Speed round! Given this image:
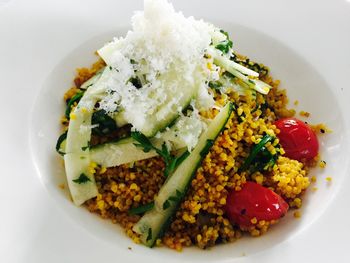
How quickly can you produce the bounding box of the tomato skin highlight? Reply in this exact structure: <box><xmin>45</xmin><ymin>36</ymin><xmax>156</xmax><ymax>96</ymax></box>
<box><xmin>225</xmin><ymin>182</ymin><xmax>289</xmax><ymax>228</ymax></box>
<box><xmin>274</xmin><ymin>118</ymin><xmax>319</xmax><ymax>161</ymax></box>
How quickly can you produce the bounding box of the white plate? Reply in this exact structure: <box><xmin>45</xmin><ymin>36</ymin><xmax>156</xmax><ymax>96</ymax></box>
<box><xmin>1</xmin><ymin>0</ymin><xmax>350</xmax><ymax>262</ymax></box>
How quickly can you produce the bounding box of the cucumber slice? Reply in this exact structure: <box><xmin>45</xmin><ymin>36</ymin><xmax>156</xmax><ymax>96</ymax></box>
<box><xmin>90</xmin><ymin>135</ymin><xmax>188</xmax><ymax>168</ymax></box>
<box><xmin>64</xmin><ymin>67</ymin><xmax>112</xmax><ymax>205</ymax></box>
<box><xmin>133</xmin><ymin>103</ymin><xmax>234</xmax><ymax>247</ymax></box>
<box><xmin>80</xmin><ymin>67</ymin><xmax>105</xmax><ymax>90</ymax></box>
<box><xmin>64</xmin><ymin>101</ymin><xmax>98</xmax><ymax>205</ymax></box>
<box><xmin>97</xmin><ymin>42</ymin><xmax>119</xmax><ymax>66</ymax></box>
<box><xmin>90</xmin><ymin>137</ymin><xmax>158</xmax><ymax>168</ymax></box>
<box><xmin>140</xmin><ymin>97</ymin><xmax>193</xmax><ymax>138</ymax></box>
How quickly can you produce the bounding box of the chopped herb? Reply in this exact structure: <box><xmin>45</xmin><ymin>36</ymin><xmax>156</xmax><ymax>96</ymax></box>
<box><xmin>215</xmin><ymin>39</ymin><xmax>233</xmax><ymax>54</ymax></box>
<box><xmin>260</xmin><ymin>101</ymin><xmax>270</xmax><ymax>113</ymax></box>
<box><xmin>131</xmin><ymin>131</ymin><xmax>154</xmax><ymax>152</ymax></box>
<box><xmin>200</xmin><ymin>139</ymin><xmax>214</xmax><ymax>157</ymax></box>
<box><xmin>55</xmin><ymin>131</ymin><xmax>67</xmax><ymax>156</ymax></box>
<box><xmin>223</xmin><ymin>71</ymin><xmax>236</xmax><ymax>79</ymax></box>
<box><xmin>128</xmin><ymin>202</ymin><xmax>155</xmax><ymax>215</ymax></box>
<box><xmin>146</xmin><ymin>228</ymin><xmax>153</xmax><ymax>242</ymax></box>
<box><xmin>128</xmin><ymin>76</ymin><xmax>142</xmax><ymax>89</ymax></box>
<box><xmin>173</xmin><ymin>151</ymin><xmax>190</xmax><ymax>168</ymax></box>
<box><xmin>237</xmin><ymin>112</ymin><xmax>246</xmax><ymax>123</ymax></box>
<box><xmin>162</xmin><ymin>200</ymin><xmax>171</xmax><ymax>210</ymax></box>
<box><xmin>162</xmin><ymin>189</ymin><xmax>183</xmax><ymax>210</ymax></box>
<box><xmin>220</xmin><ymin>29</ymin><xmax>229</xmax><ymax>38</ymax></box>
<box><xmin>109</xmin><ymin>66</ymin><xmax>112</xmax><ymax>70</ymax></box>
<box><xmin>208</xmin><ymin>81</ymin><xmax>223</xmax><ymax>90</ymax></box>
<box><xmin>130</xmin><ymin>59</ymin><xmax>137</xmax><ymax>64</ymax></box>
<box><xmin>65</xmin><ymin>92</ymin><xmax>84</xmax><ymax>119</ymax></box>
<box><xmin>91</xmin><ymin>109</ymin><xmax>117</xmax><ymax>136</ymax></box>
<box><xmin>240</xmin><ymin>134</ymin><xmax>279</xmax><ymax>173</ymax></box>
<box><xmin>166</xmin><ymin>117</ymin><xmax>179</xmax><ymax>129</ymax></box>
<box><xmin>231</xmin><ymin>103</ymin><xmax>245</xmax><ymax>123</ymax></box>
<box><xmin>131</xmin><ymin>131</ymin><xmax>189</xmax><ymax>177</ymax></box>
<box><xmin>72</xmin><ymin>173</ymin><xmax>91</xmax><ymax>184</ymax></box>
<box><xmin>81</xmin><ymin>141</ymin><xmax>90</xmax><ymax>151</ymax></box>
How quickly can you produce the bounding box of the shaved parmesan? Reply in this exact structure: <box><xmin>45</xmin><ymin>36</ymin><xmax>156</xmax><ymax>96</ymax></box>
<box><xmin>96</xmin><ymin>0</ymin><xmax>218</xmax><ymax>138</ymax></box>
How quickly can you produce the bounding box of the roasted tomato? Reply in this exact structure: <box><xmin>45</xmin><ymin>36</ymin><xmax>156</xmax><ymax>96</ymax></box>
<box><xmin>225</xmin><ymin>182</ymin><xmax>289</xmax><ymax>228</ymax></box>
<box><xmin>275</xmin><ymin>117</ymin><xmax>319</xmax><ymax>161</ymax></box>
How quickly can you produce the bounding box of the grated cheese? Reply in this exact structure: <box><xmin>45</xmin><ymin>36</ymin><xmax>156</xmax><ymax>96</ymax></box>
<box><xmin>96</xmin><ymin>0</ymin><xmax>219</xmax><ymax>147</ymax></box>
<box><xmin>158</xmin><ymin>101</ymin><xmax>207</xmax><ymax>151</ymax></box>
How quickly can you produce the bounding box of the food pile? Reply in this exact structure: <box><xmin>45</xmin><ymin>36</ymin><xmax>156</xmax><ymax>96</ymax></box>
<box><xmin>57</xmin><ymin>0</ymin><xmax>325</xmax><ymax>250</ymax></box>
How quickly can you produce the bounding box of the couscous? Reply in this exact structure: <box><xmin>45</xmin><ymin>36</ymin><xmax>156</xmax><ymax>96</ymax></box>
<box><xmin>56</xmin><ymin>0</ymin><xmax>326</xmax><ymax>251</ymax></box>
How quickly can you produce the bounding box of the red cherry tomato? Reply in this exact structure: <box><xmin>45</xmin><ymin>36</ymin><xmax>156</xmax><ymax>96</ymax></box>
<box><xmin>274</xmin><ymin>118</ymin><xmax>319</xmax><ymax>161</ymax></box>
<box><xmin>225</xmin><ymin>182</ymin><xmax>289</xmax><ymax>228</ymax></box>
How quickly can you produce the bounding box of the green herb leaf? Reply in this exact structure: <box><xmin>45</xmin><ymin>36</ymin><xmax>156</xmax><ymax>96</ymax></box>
<box><xmin>55</xmin><ymin>131</ymin><xmax>67</xmax><ymax>156</ymax></box>
<box><xmin>200</xmin><ymin>139</ymin><xmax>214</xmax><ymax>157</ymax></box>
<box><xmin>162</xmin><ymin>189</ymin><xmax>183</xmax><ymax>210</ymax></box>
<box><xmin>131</xmin><ymin>131</ymin><xmax>154</xmax><ymax>153</ymax></box>
<box><xmin>173</xmin><ymin>151</ymin><xmax>190</xmax><ymax>168</ymax></box>
<box><xmin>146</xmin><ymin>228</ymin><xmax>153</xmax><ymax>242</ymax></box>
<box><xmin>65</xmin><ymin>92</ymin><xmax>84</xmax><ymax>119</ymax></box>
<box><xmin>128</xmin><ymin>76</ymin><xmax>143</xmax><ymax>89</ymax></box>
<box><xmin>128</xmin><ymin>202</ymin><xmax>155</xmax><ymax>215</ymax></box>
<box><xmin>91</xmin><ymin>109</ymin><xmax>117</xmax><ymax>136</ymax></box>
<box><xmin>208</xmin><ymin>81</ymin><xmax>223</xmax><ymax>90</ymax></box>
<box><xmin>220</xmin><ymin>29</ymin><xmax>229</xmax><ymax>38</ymax></box>
<box><xmin>162</xmin><ymin>200</ymin><xmax>171</xmax><ymax>210</ymax></box>
<box><xmin>215</xmin><ymin>39</ymin><xmax>233</xmax><ymax>54</ymax></box>
<box><xmin>240</xmin><ymin>135</ymin><xmax>279</xmax><ymax>173</ymax></box>
<box><xmin>81</xmin><ymin>141</ymin><xmax>90</xmax><ymax>151</ymax></box>
<box><xmin>131</xmin><ymin>132</ymin><xmax>190</xmax><ymax>178</ymax></box>
<box><xmin>72</xmin><ymin>173</ymin><xmax>91</xmax><ymax>184</ymax></box>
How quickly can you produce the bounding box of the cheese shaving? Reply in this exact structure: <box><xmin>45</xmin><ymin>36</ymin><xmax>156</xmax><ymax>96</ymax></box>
<box><xmin>96</xmin><ymin>0</ymin><xmax>217</xmax><ymax>141</ymax></box>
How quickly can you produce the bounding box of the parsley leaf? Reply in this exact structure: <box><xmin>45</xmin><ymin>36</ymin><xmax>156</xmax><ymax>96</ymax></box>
<box><xmin>128</xmin><ymin>202</ymin><xmax>155</xmax><ymax>215</ymax></box>
<box><xmin>208</xmin><ymin>81</ymin><xmax>223</xmax><ymax>90</ymax></box>
<box><xmin>72</xmin><ymin>173</ymin><xmax>91</xmax><ymax>184</ymax></box>
<box><xmin>128</xmin><ymin>76</ymin><xmax>143</xmax><ymax>89</ymax></box>
<box><xmin>200</xmin><ymin>139</ymin><xmax>214</xmax><ymax>157</ymax></box>
<box><xmin>65</xmin><ymin>92</ymin><xmax>84</xmax><ymax>119</ymax></box>
<box><xmin>215</xmin><ymin>39</ymin><xmax>233</xmax><ymax>54</ymax></box>
<box><xmin>91</xmin><ymin>109</ymin><xmax>117</xmax><ymax>136</ymax></box>
<box><xmin>162</xmin><ymin>200</ymin><xmax>171</xmax><ymax>210</ymax></box>
<box><xmin>146</xmin><ymin>228</ymin><xmax>153</xmax><ymax>242</ymax></box>
<box><xmin>162</xmin><ymin>189</ymin><xmax>183</xmax><ymax>210</ymax></box>
<box><xmin>131</xmin><ymin>131</ymin><xmax>154</xmax><ymax>152</ymax></box>
<box><xmin>81</xmin><ymin>141</ymin><xmax>90</xmax><ymax>151</ymax></box>
<box><xmin>131</xmin><ymin>131</ymin><xmax>190</xmax><ymax>177</ymax></box>
<box><xmin>239</xmin><ymin>135</ymin><xmax>280</xmax><ymax>173</ymax></box>
<box><xmin>220</xmin><ymin>29</ymin><xmax>229</xmax><ymax>38</ymax></box>
<box><xmin>55</xmin><ymin>131</ymin><xmax>67</xmax><ymax>156</ymax></box>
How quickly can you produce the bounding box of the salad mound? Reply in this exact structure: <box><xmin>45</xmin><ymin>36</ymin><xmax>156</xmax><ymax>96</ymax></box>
<box><xmin>57</xmin><ymin>0</ymin><xmax>326</xmax><ymax>250</ymax></box>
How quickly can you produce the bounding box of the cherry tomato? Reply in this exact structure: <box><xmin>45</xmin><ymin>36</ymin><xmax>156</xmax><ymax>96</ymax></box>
<box><xmin>225</xmin><ymin>182</ymin><xmax>289</xmax><ymax>228</ymax></box>
<box><xmin>274</xmin><ymin>117</ymin><xmax>319</xmax><ymax>161</ymax></box>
